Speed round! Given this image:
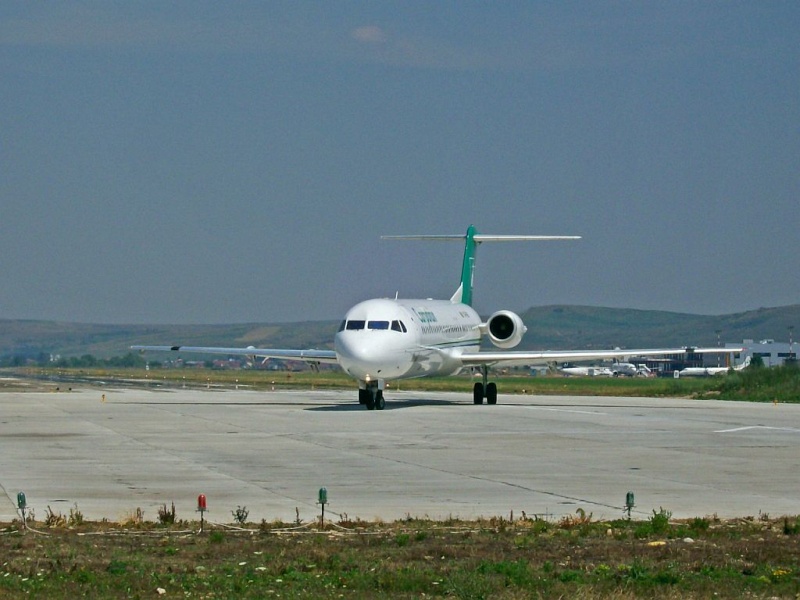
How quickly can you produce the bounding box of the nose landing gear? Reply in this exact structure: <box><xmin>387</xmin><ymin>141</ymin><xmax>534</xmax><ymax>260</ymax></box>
<box><xmin>359</xmin><ymin>382</ymin><xmax>385</xmax><ymax>410</ymax></box>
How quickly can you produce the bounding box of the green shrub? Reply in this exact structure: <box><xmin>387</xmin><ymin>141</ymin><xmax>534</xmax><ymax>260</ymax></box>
<box><xmin>157</xmin><ymin>502</ymin><xmax>176</xmax><ymax>525</ymax></box>
<box><xmin>650</xmin><ymin>507</ymin><xmax>672</xmax><ymax>535</ymax></box>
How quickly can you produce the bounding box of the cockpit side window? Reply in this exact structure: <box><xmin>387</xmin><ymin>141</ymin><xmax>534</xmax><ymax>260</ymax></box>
<box><xmin>338</xmin><ymin>320</ymin><xmax>346</xmax><ymax>332</ymax></box>
<box><xmin>391</xmin><ymin>320</ymin><xmax>407</xmax><ymax>333</ymax></box>
<box><xmin>345</xmin><ymin>320</ymin><xmax>366</xmax><ymax>330</ymax></box>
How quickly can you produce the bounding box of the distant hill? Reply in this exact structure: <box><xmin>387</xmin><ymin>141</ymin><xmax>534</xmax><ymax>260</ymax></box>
<box><xmin>1</xmin><ymin>304</ymin><xmax>798</xmax><ymax>359</ymax></box>
<box><xmin>0</xmin><ymin>320</ymin><xmax>339</xmax><ymax>360</ymax></box>
<box><xmin>519</xmin><ymin>305</ymin><xmax>800</xmax><ymax>350</ymax></box>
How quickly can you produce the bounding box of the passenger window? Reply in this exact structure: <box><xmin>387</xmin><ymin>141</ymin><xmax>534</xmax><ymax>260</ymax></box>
<box><xmin>346</xmin><ymin>320</ymin><xmax>365</xmax><ymax>330</ymax></box>
<box><xmin>368</xmin><ymin>321</ymin><xmax>390</xmax><ymax>330</ymax></box>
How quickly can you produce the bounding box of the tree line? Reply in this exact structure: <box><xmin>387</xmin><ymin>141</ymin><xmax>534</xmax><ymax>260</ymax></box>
<box><xmin>0</xmin><ymin>352</ymin><xmax>150</xmax><ymax>369</ymax></box>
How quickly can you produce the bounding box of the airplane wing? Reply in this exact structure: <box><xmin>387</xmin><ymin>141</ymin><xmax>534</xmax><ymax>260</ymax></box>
<box><xmin>131</xmin><ymin>345</ymin><xmax>339</xmax><ymax>364</ymax></box>
<box><xmin>457</xmin><ymin>347</ymin><xmax>743</xmax><ymax>368</ymax></box>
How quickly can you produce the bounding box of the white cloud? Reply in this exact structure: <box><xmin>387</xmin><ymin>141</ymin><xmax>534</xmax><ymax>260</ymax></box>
<box><xmin>351</xmin><ymin>25</ymin><xmax>388</xmax><ymax>44</ymax></box>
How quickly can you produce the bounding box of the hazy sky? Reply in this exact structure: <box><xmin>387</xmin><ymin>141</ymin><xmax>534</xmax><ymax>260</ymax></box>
<box><xmin>2</xmin><ymin>2</ymin><xmax>798</xmax><ymax>324</ymax></box>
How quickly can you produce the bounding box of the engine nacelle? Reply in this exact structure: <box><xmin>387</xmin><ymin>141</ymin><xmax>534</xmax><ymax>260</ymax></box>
<box><xmin>484</xmin><ymin>310</ymin><xmax>527</xmax><ymax>349</ymax></box>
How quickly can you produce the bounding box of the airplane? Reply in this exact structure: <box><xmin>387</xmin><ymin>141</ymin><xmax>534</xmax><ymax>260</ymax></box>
<box><xmin>559</xmin><ymin>365</ymin><xmax>614</xmax><ymax>377</ymax></box>
<box><xmin>675</xmin><ymin>356</ymin><xmax>751</xmax><ymax>378</ymax></box>
<box><xmin>133</xmin><ymin>225</ymin><xmax>741</xmax><ymax>410</ymax></box>
<box><xmin>608</xmin><ymin>361</ymin><xmax>653</xmax><ymax>377</ymax></box>
<box><xmin>558</xmin><ymin>361</ymin><xmax>651</xmax><ymax>377</ymax></box>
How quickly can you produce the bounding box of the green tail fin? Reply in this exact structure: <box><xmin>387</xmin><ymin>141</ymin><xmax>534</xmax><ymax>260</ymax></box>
<box><xmin>452</xmin><ymin>225</ymin><xmax>478</xmax><ymax>306</ymax></box>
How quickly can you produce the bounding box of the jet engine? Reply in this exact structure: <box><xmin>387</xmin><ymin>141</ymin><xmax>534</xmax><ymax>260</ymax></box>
<box><xmin>484</xmin><ymin>310</ymin><xmax>527</xmax><ymax>349</ymax></box>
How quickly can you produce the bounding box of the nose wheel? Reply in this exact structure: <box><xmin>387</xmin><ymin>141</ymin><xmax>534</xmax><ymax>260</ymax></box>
<box><xmin>359</xmin><ymin>383</ymin><xmax>385</xmax><ymax>410</ymax></box>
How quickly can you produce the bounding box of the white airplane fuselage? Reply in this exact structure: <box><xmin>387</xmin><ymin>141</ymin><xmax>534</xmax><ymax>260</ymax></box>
<box><xmin>334</xmin><ymin>298</ymin><xmax>481</xmax><ymax>384</ymax></box>
<box><xmin>560</xmin><ymin>366</ymin><xmax>613</xmax><ymax>377</ymax></box>
<box><xmin>676</xmin><ymin>356</ymin><xmax>750</xmax><ymax>378</ymax></box>
<box><xmin>677</xmin><ymin>366</ymin><xmax>731</xmax><ymax>377</ymax></box>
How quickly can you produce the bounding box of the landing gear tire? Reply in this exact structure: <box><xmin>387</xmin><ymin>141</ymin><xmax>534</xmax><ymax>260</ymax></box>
<box><xmin>362</xmin><ymin>386</ymin><xmax>384</xmax><ymax>410</ymax></box>
<box><xmin>473</xmin><ymin>382</ymin><xmax>484</xmax><ymax>405</ymax></box>
<box><xmin>486</xmin><ymin>382</ymin><xmax>498</xmax><ymax>405</ymax></box>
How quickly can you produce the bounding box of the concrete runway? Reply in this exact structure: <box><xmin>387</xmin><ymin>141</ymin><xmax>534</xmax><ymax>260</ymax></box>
<box><xmin>1</xmin><ymin>386</ymin><xmax>799</xmax><ymax>524</ymax></box>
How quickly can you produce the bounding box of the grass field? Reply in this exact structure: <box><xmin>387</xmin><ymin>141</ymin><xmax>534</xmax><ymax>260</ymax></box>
<box><xmin>8</xmin><ymin>365</ymin><xmax>725</xmax><ymax>397</ymax></box>
<box><xmin>2</xmin><ymin>511</ymin><xmax>800</xmax><ymax>598</ymax></box>
<box><xmin>16</xmin><ymin>360</ymin><xmax>800</xmax><ymax>402</ymax></box>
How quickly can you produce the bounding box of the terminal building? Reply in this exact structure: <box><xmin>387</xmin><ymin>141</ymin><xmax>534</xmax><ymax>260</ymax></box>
<box><xmin>726</xmin><ymin>340</ymin><xmax>797</xmax><ymax>368</ymax></box>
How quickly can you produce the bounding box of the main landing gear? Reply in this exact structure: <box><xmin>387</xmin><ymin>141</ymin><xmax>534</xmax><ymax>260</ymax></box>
<box><xmin>473</xmin><ymin>366</ymin><xmax>498</xmax><ymax>405</ymax></box>
<box><xmin>359</xmin><ymin>382</ymin><xmax>385</xmax><ymax>410</ymax></box>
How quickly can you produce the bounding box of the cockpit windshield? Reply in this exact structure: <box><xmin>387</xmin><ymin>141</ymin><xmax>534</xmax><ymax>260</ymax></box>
<box><xmin>338</xmin><ymin>319</ymin><xmax>407</xmax><ymax>333</ymax></box>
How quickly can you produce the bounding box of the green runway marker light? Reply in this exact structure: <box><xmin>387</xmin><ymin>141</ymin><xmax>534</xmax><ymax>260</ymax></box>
<box><xmin>317</xmin><ymin>487</ymin><xmax>328</xmax><ymax>529</ymax></box>
<box><xmin>625</xmin><ymin>491</ymin><xmax>635</xmax><ymax>519</ymax></box>
<box><xmin>16</xmin><ymin>491</ymin><xmax>29</xmax><ymax>531</ymax></box>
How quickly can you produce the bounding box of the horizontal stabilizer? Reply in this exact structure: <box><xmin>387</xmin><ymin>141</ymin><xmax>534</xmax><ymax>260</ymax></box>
<box><xmin>383</xmin><ymin>225</ymin><xmax>580</xmax><ymax>306</ymax></box>
<box><xmin>381</xmin><ymin>234</ymin><xmax>581</xmax><ymax>242</ymax></box>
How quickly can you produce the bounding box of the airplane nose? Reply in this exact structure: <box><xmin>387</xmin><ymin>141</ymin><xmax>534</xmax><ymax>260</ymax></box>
<box><xmin>336</xmin><ymin>333</ymin><xmax>376</xmax><ymax>367</ymax></box>
<box><xmin>335</xmin><ymin>332</ymin><xmax>404</xmax><ymax>379</ymax></box>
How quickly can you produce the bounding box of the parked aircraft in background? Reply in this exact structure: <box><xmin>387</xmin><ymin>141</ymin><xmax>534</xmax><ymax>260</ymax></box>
<box><xmin>559</xmin><ymin>361</ymin><xmax>653</xmax><ymax>377</ymax></box>
<box><xmin>134</xmin><ymin>225</ymin><xmax>741</xmax><ymax>410</ymax></box>
<box><xmin>559</xmin><ymin>365</ymin><xmax>614</xmax><ymax>377</ymax></box>
<box><xmin>609</xmin><ymin>361</ymin><xmax>653</xmax><ymax>377</ymax></box>
<box><xmin>675</xmin><ymin>356</ymin><xmax>751</xmax><ymax>378</ymax></box>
